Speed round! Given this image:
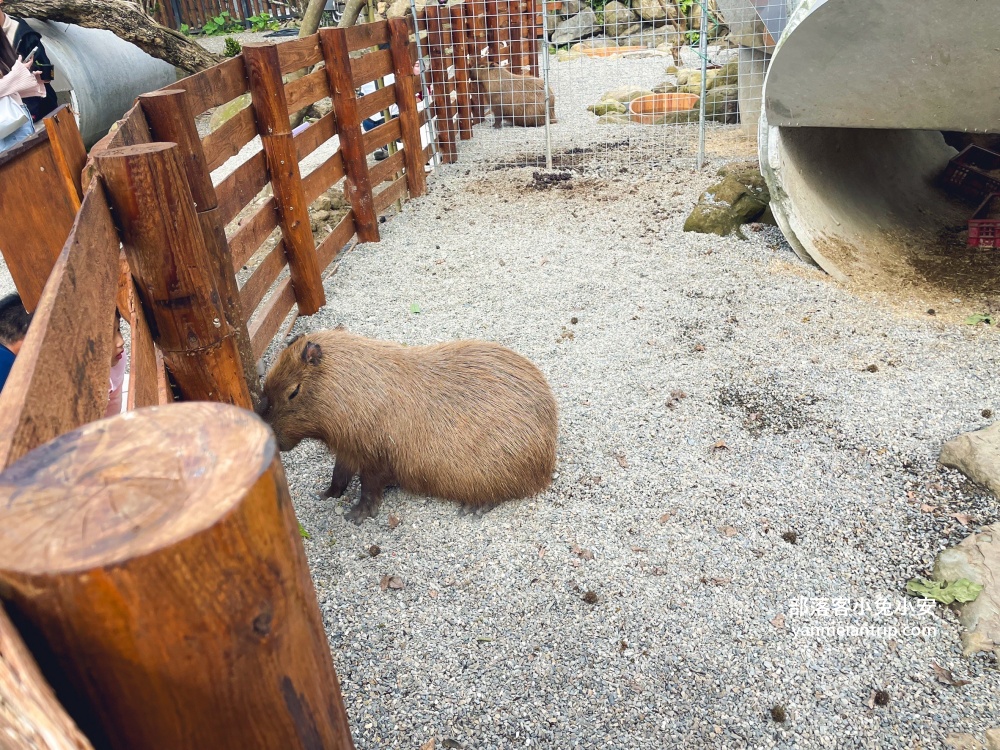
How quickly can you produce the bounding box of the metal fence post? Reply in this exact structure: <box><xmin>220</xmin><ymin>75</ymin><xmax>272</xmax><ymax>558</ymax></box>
<box><xmin>540</xmin><ymin>0</ymin><xmax>553</xmax><ymax>169</ymax></box>
<box><xmin>697</xmin><ymin>0</ymin><xmax>709</xmax><ymax>169</ymax></box>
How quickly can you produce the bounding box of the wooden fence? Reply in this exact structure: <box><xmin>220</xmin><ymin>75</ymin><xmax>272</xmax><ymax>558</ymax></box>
<box><xmin>151</xmin><ymin>0</ymin><xmax>304</xmax><ymax>32</ymax></box>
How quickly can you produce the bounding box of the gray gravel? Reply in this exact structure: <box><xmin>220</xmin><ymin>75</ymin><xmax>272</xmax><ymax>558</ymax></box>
<box><xmin>258</xmin><ymin>57</ymin><xmax>1000</xmax><ymax>749</ymax></box>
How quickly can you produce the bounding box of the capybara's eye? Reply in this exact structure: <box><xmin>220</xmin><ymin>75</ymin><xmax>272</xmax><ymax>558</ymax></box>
<box><xmin>288</xmin><ymin>384</ymin><xmax>301</xmax><ymax>401</ymax></box>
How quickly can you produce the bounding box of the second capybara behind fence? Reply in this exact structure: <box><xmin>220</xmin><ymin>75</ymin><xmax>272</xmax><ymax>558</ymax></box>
<box><xmin>257</xmin><ymin>327</ymin><xmax>559</xmax><ymax>523</ymax></box>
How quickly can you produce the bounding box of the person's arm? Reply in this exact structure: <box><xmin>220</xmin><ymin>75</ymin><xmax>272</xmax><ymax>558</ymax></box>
<box><xmin>0</xmin><ymin>59</ymin><xmax>42</xmax><ymax>99</ymax></box>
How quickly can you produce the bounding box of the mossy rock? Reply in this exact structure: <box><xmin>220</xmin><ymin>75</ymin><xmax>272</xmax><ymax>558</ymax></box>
<box><xmin>597</xmin><ymin>113</ymin><xmax>632</xmax><ymax>125</ymax></box>
<box><xmin>601</xmin><ymin>85</ymin><xmax>652</xmax><ymax>103</ymax></box>
<box><xmin>588</xmin><ymin>100</ymin><xmax>628</xmax><ymax>116</ymax></box>
<box><xmin>652</xmin><ymin>109</ymin><xmax>699</xmax><ymax>125</ymax></box>
<box><xmin>684</xmin><ymin>163</ymin><xmax>772</xmax><ymax>237</ymax></box>
<box><xmin>652</xmin><ymin>81</ymin><xmax>679</xmax><ymax>94</ymax></box>
<box><xmin>715</xmin><ymin>59</ymin><xmax>739</xmax><ymax>87</ymax></box>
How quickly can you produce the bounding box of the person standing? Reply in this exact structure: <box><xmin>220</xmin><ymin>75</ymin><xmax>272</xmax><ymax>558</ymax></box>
<box><xmin>0</xmin><ymin>0</ymin><xmax>57</xmax><ymax>124</ymax></box>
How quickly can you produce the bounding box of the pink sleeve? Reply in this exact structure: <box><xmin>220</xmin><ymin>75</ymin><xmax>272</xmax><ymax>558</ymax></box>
<box><xmin>0</xmin><ymin>62</ymin><xmax>42</xmax><ymax>100</ymax></box>
<box><xmin>105</xmin><ymin>357</ymin><xmax>127</xmax><ymax>418</ymax></box>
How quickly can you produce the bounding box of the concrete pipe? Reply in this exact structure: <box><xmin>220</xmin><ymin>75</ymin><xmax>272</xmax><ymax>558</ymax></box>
<box><xmin>24</xmin><ymin>20</ymin><xmax>178</xmax><ymax>147</ymax></box>
<box><xmin>758</xmin><ymin>0</ymin><xmax>1000</xmax><ymax>304</ymax></box>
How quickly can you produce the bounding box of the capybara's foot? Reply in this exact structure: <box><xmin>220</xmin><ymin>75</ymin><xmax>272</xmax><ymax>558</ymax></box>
<box><xmin>458</xmin><ymin>501</ymin><xmax>500</xmax><ymax>517</ymax></box>
<box><xmin>346</xmin><ymin>496</ymin><xmax>381</xmax><ymax>524</ymax></box>
<box><xmin>492</xmin><ymin>118</ymin><xmax>502</xmax><ymax>129</ymax></box>
<box><xmin>347</xmin><ymin>470</ymin><xmax>390</xmax><ymax>524</ymax></box>
<box><xmin>323</xmin><ymin>459</ymin><xmax>355</xmax><ymax>499</ymax></box>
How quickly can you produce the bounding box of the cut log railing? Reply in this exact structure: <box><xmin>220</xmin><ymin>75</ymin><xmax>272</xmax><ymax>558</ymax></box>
<box><xmin>449</xmin><ymin>4</ymin><xmax>475</xmax><ymax>140</ymax></box>
<box><xmin>424</xmin><ymin>5</ymin><xmax>458</xmax><ymax>163</ymax></box>
<box><xmin>0</xmin><ymin>402</ymin><xmax>356</xmax><ymax>750</ymax></box>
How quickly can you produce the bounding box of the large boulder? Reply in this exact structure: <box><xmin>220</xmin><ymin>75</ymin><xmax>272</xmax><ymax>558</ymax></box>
<box><xmin>632</xmin><ymin>0</ymin><xmax>679</xmax><ymax>23</ymax></box>
<box><xmin>705</xmin><ymin>84</ymin><xmax>739</xmax><ymax>123</ymax></box>
<box><xmin>683</xmin><ymin>162</ymin><xmax>772</xmax><ymax>237</ymax></box>
<box><xmin>617</xmin><ymin>23</ymin><xmax>679</xmax><ymax>48</ymax></box>
<box><xmin>941</xmin><ymin>422</ymin><xmax>1000</xmax><ymax>499</ymax></box>
<box><xmin>588</xmin><ymin>100</ymin><xmax>628</xmax><ymax>116</ymax></box>
<box><xmin>551</xmin><ymin>8</ymin><xmax>597</xmax><ymax>44</ymax></box>
<box><xmin>933</xmin><ymin>524</ymin><xmax>1000</xmax><ymax>657</ymax></box>
<box><xmin>602</xmin><ymin>1</ymin><xmax>635</xmax><ymax>36</ymax></box>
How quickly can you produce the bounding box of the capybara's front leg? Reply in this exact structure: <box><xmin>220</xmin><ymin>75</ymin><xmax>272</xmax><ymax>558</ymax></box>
<box><xmin>492</xmin><ymin>116</ymin><xmax>503</xmax><ymax>129</ymax></box>
<box><xmin>346</xmin><ymin>468</ymin><xmax>391</xmax><ymax>524</ymax></box>
<box><xmin>323</xmin><ymin>456</ymin><xmax>355</xmax><ymax>499</ymax></box>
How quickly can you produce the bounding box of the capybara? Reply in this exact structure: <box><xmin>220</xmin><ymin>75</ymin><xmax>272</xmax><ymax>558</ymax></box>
<box><xmin>469</xmin><ymin>65</ymin><xmax>557</xmax><ymax>128</ymax></box>
<box><xmin>257</xmin><ymin>327</ymin><xmax>558</xmax><ymax>524</ymax></box>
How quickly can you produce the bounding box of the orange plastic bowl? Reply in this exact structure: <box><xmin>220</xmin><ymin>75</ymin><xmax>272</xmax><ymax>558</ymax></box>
<box><xmin>577</xmin><ymin>45</ymin><xmax>648</xmax><ymax>58</ymax></box>
<box><xmin>628</xmin><ymin>93</ymin><xmax>700</xmax><ymax>125</ymax></box>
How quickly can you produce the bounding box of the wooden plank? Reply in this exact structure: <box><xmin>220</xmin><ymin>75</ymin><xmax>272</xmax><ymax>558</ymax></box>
<box><xmin>319</xmin><ymin>28</ymin><xmax>380</xmax><ymax>244</ymax></box>
<box><xmin>249</xmin><ymin>278</ymin><xmax>296</xmax><ymax>359</ymax></box>
<box><xmin>125</xmin><ymin>272</ymin><xmax>163</xmax><ymax>410</ymax></box>
<box><xmin>373</xmin><ymin>175</ymin><xmax>407</xmax><ymax>214</ymax></box>
<box><xmin>345</xmin><ymin>20</ymin><xmax>390</xmax><ymax>52</ymax></box>
<box><xmin>302</xmin><ymin>152</ymin><xmax>347</xmax><ymax>205</ymax></box>
<box><xmin>317</xmin><ymin>210</ymin><xmax>357</xmax><ymax>269</ymax></box>
<box><xmin>449</xmin><ymin>4</ymin><xmax>474</xmax><ymax>140</ymax></box>
<box><xmin>368</xmin><ymin>147</ymin><xmax>405</xmax><ymax>186</ymax></box>
<box><xmin>389</xmin><ymin>17</ymin><xmax>428</xmax><ymax>196</ymax></box>
<box><xmin>356</xmin><ymin>83</ymin><xmax>396</xmax><ymax>122</ymax></box>
<box><xmin>294</xmin><ymin>110</ymin><xmax>338</xmax><ymax>162</ymax></box>
<box><xmin>276</xmin><ymin>35</ymin><xmax>323</xmax><ymax>74</ymax></box>
<box><xmin>350</xmin><ymin>48</ymin><xmax>393</xmax><ymax>88</ymax></box>
<box><xmin>0</xmin><ymin>181</ymin><xmax>121</xmax><ymax>469</ymax></box>
<box><xmin>424</xmin><ymin>4</ymin><xmax>458</xmax><ymax>163</ymax></box>
<box><xmin>202</xmin><ymin>106</ymin><xmax>257</xmax><ymax>174</ymax></box>
<box><xmin>285</xmin><ymin>68</ymin><xmax>332</xmax><ymax>114</ymax></box>
<box><xmin>239</xmin><ymin>241</ymin><xmax>287</xmax><ymax>315</ymax></box>
<box><xmin>229</xmin><ymin>198</ymin><xmax>279</xmax><ymax>270</ymax></box>
<box><xmin>469</xmin><ymin>0</ymin><xmax>490</xmax><ymax>60</ymax></box>
<box><xmin>169</xmin><ymin>56</ymin><xmax>249</xmax><ymax>115</ymax></box>
<box><xmin>0</xmin><ymin>132</ymin><xmax>78</xmax><ymax>313</ymax></box>
<box><xmin>362</xmin><ymin>118</ymin><xmax>402</xmax><ymax>153</ymax></box>
<box><xmin>44</xmin><ymin>105</ymin><xmax>86</xmax><ymax>208</ymax></box>
<box><xmin>216</xmin><ymin>149</ymin><xmax>269</xmax><ymax>227</ymax></box>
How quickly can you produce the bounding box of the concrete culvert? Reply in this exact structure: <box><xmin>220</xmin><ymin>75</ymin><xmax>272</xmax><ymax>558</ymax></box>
<box><xmin>759</xmin><ymin>0</ymin><xmax>1000</xmax><ymax>316</ymax></box>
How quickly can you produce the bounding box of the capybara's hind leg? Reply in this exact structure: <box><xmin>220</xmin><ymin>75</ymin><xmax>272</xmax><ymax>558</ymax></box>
<box><xmin>346</xmin><ymin>468</ymin><xmax>391</xmax><ymax>524</ymax></box>
<box><xmin>323</xmin><ymin>456</ymin><xmax>355</xmax><ymax>499</ymax></box>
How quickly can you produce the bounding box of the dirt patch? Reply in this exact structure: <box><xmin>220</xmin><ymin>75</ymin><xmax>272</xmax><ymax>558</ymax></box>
<box><xmin>530</xmin><ymin>170</ymin><xmax>575</xmax><ymax>190</ymax></box>
<box><xmin>717</xmin><ymin>379</ymin><xmax>822</xmax><ymax>436</ymax></box>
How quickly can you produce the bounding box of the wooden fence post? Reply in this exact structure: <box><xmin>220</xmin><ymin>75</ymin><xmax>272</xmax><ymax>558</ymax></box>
<box><xmin>0</xmin><ymin>402</ymin><xmax>356</xmax><ymax>750</ymax></box>
<box><xmin>318</xmin><ymin>28</ymin><xmax>381</xmax><ymax>243</ymax></box>
<box><xmin>424</xmin><ymin>5</ymin><xmax>458</xmax><ymax>163</ymax></box>
<box><xmin>388</xmin><ymin>17</ymin><xmax>428</xmax><ymax>197</ymax></box>
<box><xmin>138</xmin><ymin>89</ymin><xmax>261</xmax><ymax>403</ymax></box>
<box><xmin>1</xmin><ymin>603</ymin><xmax>94</xmax><ymax>750</ymax></box>
<box><xmin>508</xmin><ymin>0</ymin><xmax>524</xmax><ymax>73</ymax></box>
<box><xmin>44</xmin><ymin>106</ymin><xmax>86</xmax><ymax>211</ymax></box>
<box><xmin>96</xmin><ymin>143</ymin><xmax>253</xmax><ymax>409</ymax></box>
<box><xmin>449</xmin><ymin>4</ymin><xmax>474</xmax><ymax>140</ymax></box>
<box><xmin>242</xmin><ymin>43</ymin><xmax>327</xmax><ymax>314</ymax></box>
<box><xmin>466</xmin><ymin>0</ymin><xmax>490</xmax><ymax>120</ymax></box>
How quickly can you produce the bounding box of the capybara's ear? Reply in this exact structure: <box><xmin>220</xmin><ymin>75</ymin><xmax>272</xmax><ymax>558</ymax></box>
<box><xmin>302</xmin><ymin>342</ymin><xmax>323</xmax><ymax>365</ymax></box>
<box><xmin>285</xmin><ymin>332</ymin><xmax>303</xmax><ymax>348</ymax></box>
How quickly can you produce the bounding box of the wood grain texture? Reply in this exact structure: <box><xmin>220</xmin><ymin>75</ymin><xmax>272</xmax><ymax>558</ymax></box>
<box><xmin>216</xmin><ymin>149</ymin><xmax>270</xmax><ymax>227</ymax></box>
<box><xmin>239</xmin><ymin>241</ymin><xmax>287</xmax><ymax>314</ymax></box>
<box><xmin>350</xmin><ymin>48</ymin><xmax>393</xmax><ymax>88</ymax></box>
<box><xmin>229</xmin><ymin>199</ymin><xmax>279</xmax><ymax>270</ymax></box>
<box><xmin>319</xmin><ymin>28</ymin><xmax>380</xmax><ymax>243</ymax></box>
<box><xmin>44</xmin><ymin>105</ymin><xmax>86</xmax><ymax>209</ymax></box>
<box><xmin>244</xmin><ymin>43</ymin><xmax>326</xmax><ymax>316</ymax></box>
<box><xmin>82</xmin><ymin>104</ymin><xmax>151</xmax><ymax>189</ymax></box>
<box><xmin>302</xmin><ymin>152</ymin><xmax>346</xmax><ymax>205</ymax></box>
<box><xmin>294</xmin><ymin>111</ymin><xmax>338</xmax><ymax>162</ymax></box>
<box><xmin>249</xmin><ymin>279</ymin><xmax>296</xmax><ymax>359</ymax></box>
<box><xmin>276</xmin><ymin>34</ymin><xmax>323</xmax><ymax>74</ymax></box>
<box><xmin>449</xmin><ymin>4</ymin><xmax>474</xmax><ymax>140</ymax></box>
<box><xmin>388</xmin><ymin>17</ymin><xmax>427</xmax><ymax>196</ymax></box>
<box><xmin>368</xmin><ymin>147</ymin><xmax>404</xmax><ymax>187</ymax></box>
<box><xmin>345</xmin><ymin>20</ymin><xmax>390</xmax><ymax>51</ymax></box>
<box><xmin>373</xmin><ymin>174</ymin><xmax>407</xmax><ymax>213</ymax></box>
<box><xmin>170</xmin><ymin>56</ymin><xmax>249</xmax><ymax>115</ymax></box>
<box><xmin>362</xmin><ymin>118</ymin><xmax>402</xmax><ymax>153</ymax></box>
<box><xmin>202</xmin><ymin>106</ymin><xmax>257</xmax><ymax>174</ymax></box>
<box><xmin>424</xmin><ymin>5</ymin><xmax>457</xmax><ymax>163</ymax></box>
<box><xmin>0</xmin><ymin>602</ymin><xmax>94</xmax><ymax>750</ymax></box>
<box><xmin>0</xmin><ymin>132</ymin><xmax>80</xmax><ymax>313</ymax></box>
<box><xmin>0</xmin><ymin>181</ymin><xmax>120</xmax><ymax>470</ymax></box>
<box><xmin>316</xmin><ymin>211</ymin><xmax>356</xmax><ymax>269</ymax></box>
<box><xmin>0</xmin><ymin>402</ymin><xmax>356</xmax><ymax>750</ymax></box>
<box><xmin>96</xmin><ymin>144</ymin><xmax>253</xmax><ymax>408</ymax></box>
<box><xmin>356</xmin><ymin>83</ymin><xmax>396</xmax><ymax>122</ymax></box>
<box><xmin>284</xmin><ymin>68</ymin><xmax>331</xmax><ymax>114</ymax></box>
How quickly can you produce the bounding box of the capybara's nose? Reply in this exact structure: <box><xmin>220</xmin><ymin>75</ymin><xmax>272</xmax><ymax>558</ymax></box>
<box><xmin>255</xmin><ymin>394</ymin><xmax>269</xmax><ymax>418</ymax></box>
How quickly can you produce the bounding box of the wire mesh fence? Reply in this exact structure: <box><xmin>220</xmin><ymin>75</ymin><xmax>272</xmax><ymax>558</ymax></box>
<box><xmin>409</xmin><ymin>0</ymin><xmax>789</xmax><ymax>173</ymax></box>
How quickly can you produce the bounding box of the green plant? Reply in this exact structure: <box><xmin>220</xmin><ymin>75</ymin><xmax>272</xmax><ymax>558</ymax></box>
<box><xmin>685</xmin><ymin>29</ymin><xmax>700</xmax><ymax>45</ymax></box>
<box><xmin>180</xmin><ymin>22</ymin><xmax>190</xmax><ymax>35</ymax></box>
<box><xmin>223</xmin><ymin>36</ymin><xmax>242</xmax><ymax>56</ymax></box>
<box><xmin>247</xmin><ymin>12</ymin><xmax>281</xmax><ymax>31</ymax></box>
<box><xmin>965</xmin><ymin>312</ymin><xmax>997</xmax><ymax>326</ymax></box>
<box><xmin>202</xmin><ymin>10</ymin><xmax>241</xmax><ymax>36</ymax></box>
<box><xmin>678</xmin><ymin>0</ymin><xmax>694</xmax><ymax>12</ymax></box>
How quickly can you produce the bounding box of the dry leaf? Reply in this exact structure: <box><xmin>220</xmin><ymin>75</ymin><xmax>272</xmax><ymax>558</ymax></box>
<box><xmin>950</xmin><ymin>512</ymin><xmax>973</xmax><ymax>526</ymax></box>
<box><xmin>694</xmin><ymin>343</ymin><xmax>706</xmax><ymax>352</ymax></box>
<box><xmin>719</xmin><ymin>525</ymin><xmax>738</xmax><ymax>537</ymax></box>
<box><xmin>771</xmin><ymin>614</ymin><xmax>786</xmax><ymax>629</ymax></box>
<box><xmin>630</xmin><ymin>546</ymin><xmax>648</xmax><ymax>553</ymax></box>
<box><xmin>428</xmin><ymin>589</ymin><xmax>439</xmax><ymax>599</ymax></box>
<box><xmin>388</xmin><ymin>513</ymin><xmax>400</xmax><ymax>529</ymax></box>
<box><xmin>867</xmin><ymin>689</ymin><xmax>876</xmax><ymax>710</ymax></box>
<box><xmin>421</xmin><ymin>739</ymin><xmax>436</xmax><ymax>750</ymax></box>
<box><xmin>380</xmin><ymin>574</ymin><xmax>404</xmax><ymax>591</ymax></box>
<box><xmin>615</xmin><ymin>453</ymin><xmax>629</xmax><ymax>468</ymax></box>
<box><xmin>538</xmin><ymin>546</ymin><xmax>547</xmax><ymax>559</ymax></box>
<box><xmin>932</xmin><ymin>662</ymin><xmax>971</xmax><ymax>687</ymax></box>
<box><xmin>571</xmin><ymin>544</ymin><xmax>595</xmax><ymax>561</ymax></box>
<box><xmin>920</xmin><ymin>504</ymin><xmax>937</xmax><ymax>513</ymax></box>
<box><xmin>670</xmin><ymin>390</ymin><xmax>687</xmax><ymax>400</ymax></box>
<box><xmin>658</xmin><ymin>509</ymin><xmax>677</xmax><ymax>524</ymax></box>
<box><xmin>712</xmin><ymin>440</ymin><xmax>728</xmax><ymax>451</ymax></box>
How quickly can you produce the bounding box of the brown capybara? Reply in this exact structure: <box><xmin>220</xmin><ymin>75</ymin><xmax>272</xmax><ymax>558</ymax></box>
<box><xmin>257</xmin><ymin>327</ymin><xmax>558</xmax><ymax>524</ymax></box>
<box><xmin>469</xmin><ymin>65</ymin><xmax>557</xmax><ymax>128</ymax></box>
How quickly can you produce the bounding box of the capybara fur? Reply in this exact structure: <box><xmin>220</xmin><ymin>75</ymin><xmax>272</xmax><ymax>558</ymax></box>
<box><xmin>469</xmin><ymin>66</ymin><xmax>557</xmax><ymax>128</ymax></box>
<box><xmin>257</xmin><ymin>327</ymin><xmax>559</xmax><ymax>524</ymax></box>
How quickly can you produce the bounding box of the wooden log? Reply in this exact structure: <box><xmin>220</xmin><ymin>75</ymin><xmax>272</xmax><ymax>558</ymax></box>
<box><xmin>0</xmin><ymin>180</ymin><xmax>121</xmax><ymax>470</ymax></box>
<box><xmin>508</xmin><ymin>0</ymin><xmax>524</xmax><ymax>73</ymax></box>
<box><xmin>243</xmin><ymin>43</ymin><xmax>326</xmax><ymax>315</ymax></box>
<box><xmin>95</xmin><ymin>143</ymin><xmax>253</xmax><ymax>408</ymax></box>
<box><xmin>139</xmin><ymin>89</ymin><xmax>260</xmax><ymax>403</ymax></box>
<box><xmin>0</xmin><ymin>402</ymin><xmax>356</xmax><ymax>750</ymax></box>
<box><xmin>424</xmin><ymin>5</ymin><xmax>457</xmax><ymax>163</ymax></box>
<box><xmin>43</xmin><ymin>105</ymin><xmax>86</xmax><ymax>209</ymax></box>
<box><xmin>388</xmin><ymin>18</ymin><xmax>428</xmax><ymax>197</ymax></box>
<box><xmin>468</xmin><ymin>0</ymin><xmax>490</xmax><ymax>62</ymax></box>
<box><xmin>0</xmin><ymin>602</ymin><xmax>94</xmax><ymax>750</ymax></box>
<box><xmin>319</xmin><ymin>28</ymin><xmax>380</xmax><ymax>243</ymax></box>
<box><xmin>449</xmin><ymin>4</ymin><xmax>474</xmax><ymax>140</ymax></box>
<box><xmin>526</xmin><ymin>0</ymin><xmax>539</xmax><ymax>75</ymax></box>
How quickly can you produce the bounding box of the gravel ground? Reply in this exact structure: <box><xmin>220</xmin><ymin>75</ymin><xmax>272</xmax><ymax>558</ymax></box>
<box><xmin>251</xmin><ymin>56</ymin><xmax>1000</xmax><ymax>750</ymax></box>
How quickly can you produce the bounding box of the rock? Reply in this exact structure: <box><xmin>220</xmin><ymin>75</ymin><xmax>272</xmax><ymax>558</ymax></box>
<box><xmin>209</xmin><ymin>93</ymin><xmax>251</xmax><ymax>132</ymax></box>
<box><xmin>574</xmin><ymin>39</ymin><xmax>619</xmax><ymax>50</ymax></box>
<box><xmin>597</xmin><ymin>113</ymin><xmax>631</xmax><ymax>125</ymax></box>
<box><xmin>654</xmin><ymin>109</ymin><xmax>699</xmax><ymax>124</ymax></box>
<box><xmin>941</xmin><ymin>422</ymin><xmax>1000</xmax><ymax>499</ymax></box>
<box><xmin>933</xmin><ymin>524</ymin><xmax>1000</xmax><ymax>657</ymax></box>
<box><xmin>986</xmin><ymin>729</ymin><xmax>1000</xmax><ymax>750</ymax></box>
<box><xmin>715</xmin><ymin>59</ymin><xmax>739</xmax><ymax>88</ymax></box>
<box><xmin>316</xmin><ymin>195</ymin><xmax>333</xmax><ymax>212</ymax></box>
<box><xmin>945</xmin><ymin>735</ymin><xmax>985</xmax><ymax>750</ymax></box>
<box><xmin>387</xmin><ymin>0</ymin><xmax>410</xmax><ymax>18</ymax></box>
<box><xmin>683</xmin><ymin>161</ymin><xmax>770</xmax><ymax>237</ymax></box>
<box><xmin>600</xmin><ymin>85</ymin><xmax>651</xmax><ymax>103</ymax></box>
<box><xmin>588</xmin><ymin>100</ymin><xmax>627</xmax><ymax>116</ymax></box>
<box><xmin>652</xmin><ymin>81</ymin><xmax>678</xmax><ymax>94</ymax></box>
<box><xmin>617</xmin><ymin>24</ymin><xmax>679</xmax><ymax>48</ymax></box>
<box><xmin>665</xmin><ymin>64</ymin><xmax>678</xmax><ymax>74</ymax></box>
<box><xmin>562</xmin><ymin>0</ymin><xmax>583</xmax><ymax>14</ymax></box>
<box><xmin>551</xmin><ymin>8</ymin><xmax>597</xmax><ymax>45</ymax></box>
<box><xmin>601</xmin><ymin>1</ymin><xmax>634</xmax><ymax>35</ymax></box>
<box><xmin>705</xmin><ymin>84</ymin><xmax>739</xmax><ymax>123</ymax></box>
<box><xmin>633</xmin><ymin>0</ymin><xmax>667</xmax><ymax>22</ymax></box>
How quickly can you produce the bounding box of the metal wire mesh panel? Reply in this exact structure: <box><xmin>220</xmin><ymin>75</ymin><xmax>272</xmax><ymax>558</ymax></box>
<box><xmin>412</xmin><ymin>0</ymin><xmax>787</xmax><ymax>173</ymax></box>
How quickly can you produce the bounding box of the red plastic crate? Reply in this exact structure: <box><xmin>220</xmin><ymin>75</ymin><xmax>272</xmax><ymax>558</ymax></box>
<box><xmin>942</xmin><ymin>145</ymin><xmax>1000</xmax><ymax>202</ymax></box>
<box><xmin>968</xmin><ymin>192</ymin><xmax>1000</xmax><ymax>249</ymax></box>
